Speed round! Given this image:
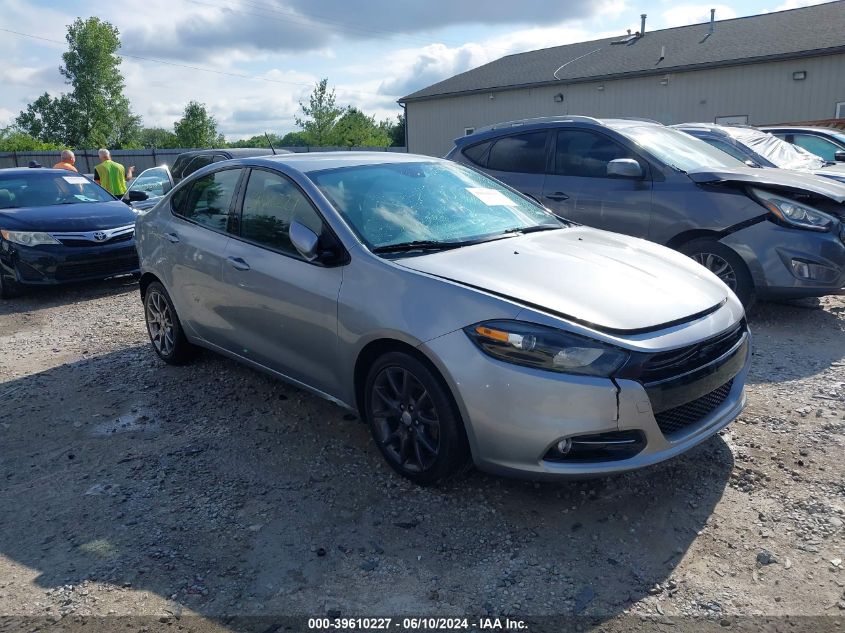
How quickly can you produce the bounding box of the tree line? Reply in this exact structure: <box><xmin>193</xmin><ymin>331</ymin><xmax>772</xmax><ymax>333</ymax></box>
<box><xmin>1</xmin><ymin>18</ymin><xmax>404</xmax><ymax>152</ymax></box>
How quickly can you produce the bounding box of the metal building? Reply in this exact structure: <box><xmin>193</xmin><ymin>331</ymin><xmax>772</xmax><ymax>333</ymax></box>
<box><xmin>399</xmin><ymin>2</ymin><xmax>845</xmax><ymax>156</ymax></box>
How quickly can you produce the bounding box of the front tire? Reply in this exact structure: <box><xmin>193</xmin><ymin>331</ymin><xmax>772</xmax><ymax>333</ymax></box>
<box><xmin>364</xmin><ymin>352</ymin><xmax>470</xmax><ymax>486</ymax></box>
<box><xmin>143</xmin><ymin>281</ymin><xmax>196</xmax><ymax>364</ymax></box>
<box><xmin>680</xmin><ymin>239</ymin><xmax>755</xmax><ymax>308</ymax></box>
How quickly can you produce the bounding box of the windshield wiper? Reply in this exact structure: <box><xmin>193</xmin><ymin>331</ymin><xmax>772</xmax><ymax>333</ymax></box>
<box><xmin>371</xmin><ymin>240</ymin><xmax>476</xmax><ymax>254</ymax></box>
<box><xmin>502</xmin><ymin>224</ymin><xmax>563</xmax><ymax>235</ymax></box>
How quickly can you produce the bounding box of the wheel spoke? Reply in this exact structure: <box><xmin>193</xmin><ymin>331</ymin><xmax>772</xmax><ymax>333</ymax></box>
<box><xmin>415</xmin><ymin>430</ymin><xmax>437</xmax><ymax>455</ymax></box>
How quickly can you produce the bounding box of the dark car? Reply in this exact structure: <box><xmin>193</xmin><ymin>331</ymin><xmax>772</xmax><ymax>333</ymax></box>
<box><xmin>171</xmin><ymin>148</ymin><xmax>285</xmax><ymax>183</ymax></box>
<box><xmin>0</xmin><ymin>168</ymin><xmax>139</xmax><ymax>298</ymax></box>
<box><xmin>122</xmin><ymin>148</ymin><xmax>292</xmax><ymax>211</ymax></box>
<box><xmin>673</xmin><ymin>123</ymin><xmax>845</xmax><ymax>185</ymax></box>
<box><xmin>447</xmin><ymin>116</ymin><xmax>845</xmax><ymax>306</ymax></box>
<box><xmin>759</xmin><ymin>126</ymin><xmax>845</xmax><ymax>163</ymax></box>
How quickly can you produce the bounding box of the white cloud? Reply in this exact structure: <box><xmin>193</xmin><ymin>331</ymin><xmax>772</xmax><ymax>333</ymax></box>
<box><xmin>658</xmin><ymin>4</ymin><xmax>737</xmax><ymax>28</ymax></box>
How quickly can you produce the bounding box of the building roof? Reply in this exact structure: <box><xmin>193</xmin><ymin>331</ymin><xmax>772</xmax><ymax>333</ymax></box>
<box><xmin>400</xmin><ymin>1</ymin><xmax>845</xmax><ymax>103</ymax></box>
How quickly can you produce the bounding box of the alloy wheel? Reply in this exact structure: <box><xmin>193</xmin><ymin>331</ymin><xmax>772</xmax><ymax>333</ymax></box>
<box><xmin>146</xmin><ymin>289</ymin><xmax>175</xmax><ymax>357</ymax></box>
<box><xmin>370</xmin><ymin>366</ymin><xmax>441</xmax><ymax>473</ymax></box>
<box><xmin>692</xmin><ymin>252</ymin><xmax>737</xmax><ymax>291</ymax></box>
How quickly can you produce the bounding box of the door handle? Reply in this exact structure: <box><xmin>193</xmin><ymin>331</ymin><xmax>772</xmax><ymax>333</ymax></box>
<box><xmin>165</xmin><ymin>232</ymin><xmax>180</xmax><ymax>243</ymax></box>
<box><xmin>227</xmin><ymin>256</ymin><xmax>251</xmax><ymax>271</ymax></box>
<box><xmin>544</xmin><ymin>192</ymin><xmax>569</xmax><ymax>202</ymax></box>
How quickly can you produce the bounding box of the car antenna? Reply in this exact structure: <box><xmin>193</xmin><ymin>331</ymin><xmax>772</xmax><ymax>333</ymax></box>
<box><xmin>265</xmin><ymin>132</ymin><xmax>277</xmax><ymax>155</ymax></box>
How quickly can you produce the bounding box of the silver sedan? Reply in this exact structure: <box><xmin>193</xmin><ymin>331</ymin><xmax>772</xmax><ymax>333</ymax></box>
<box><xmin>135</xmin><ymin>153</ymin><xmax>750</xmax><ymax>485</ymax></box>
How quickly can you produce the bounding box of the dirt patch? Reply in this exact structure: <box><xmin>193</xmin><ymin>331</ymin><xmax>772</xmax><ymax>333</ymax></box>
<box><xmin>0</xmin><ymin>282</ymin><xmax>843</xmax><ymax>630</ymax></box>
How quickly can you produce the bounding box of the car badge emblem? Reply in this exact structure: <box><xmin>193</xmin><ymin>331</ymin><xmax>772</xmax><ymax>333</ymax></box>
<box><xmin>93</xmin><ymin>231</ymin><xmax>108</xmax><ymax>242</ymax></box>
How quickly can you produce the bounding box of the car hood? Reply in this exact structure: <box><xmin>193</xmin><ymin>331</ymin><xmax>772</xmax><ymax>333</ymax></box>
<box><xmin>394</xmin><ymin>227</ymin><xmax>729</xmax><ymax>334</ymax></box>
<box><xmin>0</xmin><ymin>200</ymin><xmax>136</xmax><ymax>231</ymax></box>
<box><xmin>687</xmin><ymin>165</ymin><xmax>845</xmax><ymax>203</ymax></box>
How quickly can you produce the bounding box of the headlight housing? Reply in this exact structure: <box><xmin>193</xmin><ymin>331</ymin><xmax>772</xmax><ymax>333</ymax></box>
<box><xmin>464</xmin><ymin>320</ymin><xmax>629</xmax><ymax>377</ymax></box>
<box><xmin>0</xmin><ymin>230</ymin><xmax>61</xmax><ymax>246</ymax></box>
<box><xmin>751</xmin><ymin>188</ymin><xmax>836</xmax><ymax>232</ymax></box>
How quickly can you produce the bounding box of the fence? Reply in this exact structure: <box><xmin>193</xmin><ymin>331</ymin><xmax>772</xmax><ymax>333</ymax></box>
<box><xmin>0</xmin><ymin>146</ymin><xmax>408</xmax><ymax>172</ymax></box>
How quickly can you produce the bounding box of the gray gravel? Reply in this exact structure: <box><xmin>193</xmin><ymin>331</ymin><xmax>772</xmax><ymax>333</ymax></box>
<box><xmin>0</xmin><ymin>280</ymin><xmax>843</xmax><ymax>630</ymax></box>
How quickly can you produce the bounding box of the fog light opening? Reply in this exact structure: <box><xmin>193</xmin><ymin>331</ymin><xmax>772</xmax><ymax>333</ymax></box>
<box><xmin>545</xmin><ymin>430</ymin><xmax>646</xmax><ymax>463</ymax></box>
<box><xmin>790</xmin><ymin>258</ymin><xmax>837</xmax><ymax>282</ymax></box>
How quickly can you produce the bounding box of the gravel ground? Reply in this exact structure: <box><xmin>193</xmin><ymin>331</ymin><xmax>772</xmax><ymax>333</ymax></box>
<box><xmin>0</xmin><ymin>280</ymin><xmax>843</xmax><ymax>632</ymax></box>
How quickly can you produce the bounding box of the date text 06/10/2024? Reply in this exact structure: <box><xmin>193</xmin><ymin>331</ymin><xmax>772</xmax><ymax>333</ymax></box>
<box><xmin>307</xmin><ymin>617</ymin><xmax>529</xmax><ymax>630</ymax></box>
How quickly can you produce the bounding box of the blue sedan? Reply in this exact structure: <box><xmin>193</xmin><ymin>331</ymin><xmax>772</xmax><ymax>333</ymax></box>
<box><xmin>0</xmin><ymin>168</ymin><xmax>139</xmax><ymax>298</ymax></box>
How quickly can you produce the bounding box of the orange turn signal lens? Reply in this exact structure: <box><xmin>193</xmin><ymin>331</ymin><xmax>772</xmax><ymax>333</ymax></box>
<box><xmin>475</xmin><ymin>325</ymin><xmax>510</xmax><ymax>342</ymax></box>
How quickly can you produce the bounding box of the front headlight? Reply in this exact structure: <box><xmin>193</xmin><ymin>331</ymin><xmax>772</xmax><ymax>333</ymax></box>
<box><xmin>0</xmin><ymin>230</ymin><xmax>61</xmax><ymax>246</ymax></box>
<box><xmin>751</xmin><ymin>188</ymin><xmax>836</xmax><ymax>232</ymax></box>
<box><xmin>464</xmin><ymin>320</ymin><xmax>629</xmax><ymax>377</ymax></box>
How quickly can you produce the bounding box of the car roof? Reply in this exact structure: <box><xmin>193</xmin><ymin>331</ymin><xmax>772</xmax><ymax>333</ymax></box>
<box><xmin>454</xmin><ymin>116</ymin><xmax>663</xmax><ymax>145</ymax></box>
<box><xmin>176</xmin><ymin>148</ymin><xmax>279</xmax><ymax>159</ymax></box>
<box><xmin>243</xmin><ymin>151</ymin><xmax>440</xmax><ymax>174</ymax></box>
<box><xmin>759</xmin><ymin>125</ymin><xmax>844</xmax><ymax>133</ymax></box>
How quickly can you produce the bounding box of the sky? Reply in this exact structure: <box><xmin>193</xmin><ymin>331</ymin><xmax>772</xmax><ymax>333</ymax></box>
<box><xmin>0</xmin><ymin>0</ymin><xmax>835</xmax><ymax>141</ymax></box>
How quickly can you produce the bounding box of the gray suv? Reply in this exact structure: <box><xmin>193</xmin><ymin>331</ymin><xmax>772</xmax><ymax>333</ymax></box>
<box><xmin>447</xmin><ymin>117</ymin><xmax>845</xmax><ymax>306</ymax></box>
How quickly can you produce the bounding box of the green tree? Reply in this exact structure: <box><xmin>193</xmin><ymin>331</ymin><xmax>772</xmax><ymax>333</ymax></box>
<box><xmin>227</xmin><ymin>133</ymin><xmax>285</xmax><ymax>149</ymax></box>
<box><xmin>14</xmin><ymin>18</ymin><xmax>139</xmax><ymax>148</ymax></box>
<box><xmin>174</xmin><ymin>101</ymin><xmax>223</xmax><ymax>148</ymax></box>
<box><xmin>386</xmin><ymin>113</ymin><xmax>406</xmax><ymax>147</ymax></box>
<box><xmin>331</xmin><ymin>107</ymin><xmax>391</xmax><ymax>147</ymax></box>
<box><xmin>15</xmin><ymin>93</ymin><xmax>67</xmax><ymax>145</ymax></box>
<box><xmin>138</xmin><ymin>127</ymin><xmax>179</xmax><ymax>148</ymax></box>
<box><xmin>295</xmin><ymin>79</ymin><xmax>344</xmax><ymax>146</ymax></box>
<box><xmin>0</xmin><ymin>127</ymin><xmax>62</xmax><ymax>151</ymax></box>
<box><xmin>279</xmin><ymin>131</ymin><xmax>308</xmax><ymax>147</ymax></box>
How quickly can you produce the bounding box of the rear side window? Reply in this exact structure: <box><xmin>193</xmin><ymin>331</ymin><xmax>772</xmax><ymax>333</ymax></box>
<box><xmin>239</xmin><ymin>169</ymin><xmax>324</xmax><ymax>256</ymax></box>
<box><xmin>183</xmin><ymin>154</ymin><xmax>214</xmax><ymax>178</ymax></box>
<box><xmin>175</xmin><ymin>168</ymin><xmax>242</xmax><ymax>232</ymax></box>
<box><xmin>487</xmin><ymin>132</ymin><xmax>547</xmax><ymax>173</ymax></box>
<box><xmin>462</xmin><ymin>141</ymin><xmax>492</xmax><ymax>167</ymax></box>
<box><xmin>554</xmin><ymin>130</ymin><xmax>633</xmax><ymax>177</ymax></box>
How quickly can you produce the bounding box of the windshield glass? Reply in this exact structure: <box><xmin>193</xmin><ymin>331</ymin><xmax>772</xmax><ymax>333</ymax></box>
<box><xmin>729</xmin><ymin>128</ymin><xmax>826</xmax><ymax>170</ymax></box>
<box><xmin>619</xmin><ymin>125</ymin><xmax>746</xmax><ymax>171</ymax></box>
<box><xmin>0</xmin><ymin>171</ymin><xmax>113</xmax><ymax>209</ymax></box>
<box><xmin>309</xmin><ymin>161</ymin><xmax>560</xmax><ymax>251</ymax></box>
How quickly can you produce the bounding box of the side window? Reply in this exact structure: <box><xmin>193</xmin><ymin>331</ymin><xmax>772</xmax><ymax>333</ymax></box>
<box><xmin>239</xmin><ymin>169</ymin><xmax>324</xmax><ymax>257</ymax></box>
<box><xmin>128</xmin><ymin>167</ymin><xmax>172</xmax><ymax>197</ymax></box>
<box><xmin>554</xmin><ymin>130</ymin><xmax>633</xmax><ymax>177</ymax></box>
<box><xmin>487</xmin><ymin>132</ymin><xmax>547</xmax><ymax>173</ymax></box>
<box><xmin>703</xmin><ymin>138</ymin><xmax>755</xmax><ymax>164</ymax></box>
<box><xmin>462</xmin><ymin>141</ymin><xmax>491</xmax><ymax>167</ymax></box>
<box><xmin>791</xmin><ymin>134</ymin><xmax>839</xmax><ymax>162</ymax></box>
<box><xmin>183</xmin><ymin>154</ymin><xmax>213</xmax><ymax>178</ymax></box>
<box><xmin>177</xmin><ymin>169</ymin><xmax>242</xmax><ymax>232</ymax></box>
<box><xmin>212</xmin><ymin>154</ymin><xmax>229</xmax><ymax>163</ymax></box>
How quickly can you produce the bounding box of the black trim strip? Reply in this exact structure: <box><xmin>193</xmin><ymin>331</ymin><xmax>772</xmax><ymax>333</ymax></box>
<box><xmin>428</xmin><ymin>273</ymin><xmax>728</xmax><ymax>335</ymax></box>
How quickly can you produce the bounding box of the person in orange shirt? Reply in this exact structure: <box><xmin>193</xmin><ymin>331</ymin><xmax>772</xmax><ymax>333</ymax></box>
<box><xmin>53</xmin><ymin>150</ymin><xmax>78</xmax><ymax>172</ymax></box>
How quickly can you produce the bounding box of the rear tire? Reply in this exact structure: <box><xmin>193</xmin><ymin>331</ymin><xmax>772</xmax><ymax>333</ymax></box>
<box><xmin>143</xmin><ymin>281</ymin><xmax>197</xmax><ymax>364</ymax></box>
<box><xmin>364</xmin><ymin>351</ymin><xmax>470</xmax><ymax>486</ymax></box>
<box><xmin>680</xmin><ymin>239</ymin><xmax>755</xmax><ymax>308</ymax></box>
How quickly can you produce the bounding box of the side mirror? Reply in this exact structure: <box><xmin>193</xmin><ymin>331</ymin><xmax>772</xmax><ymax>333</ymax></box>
<box><xmin>290</xmin><ymin>221</ymin><xmax>320</xmax><ymax>262</ymax></box>
<box><xmin>834</xmin><ymin>150</ymin><xmax>845</xmax><ymax>163</ymax></box>
<box><xmin>606</xmin><ymin>158</ymin><xmax>643</xmax><ymax>179</ymax></box>
<box><xmin>127</xmin><ymin>190</ymin><xmax>149</xmax><ymax>202</ymax></box>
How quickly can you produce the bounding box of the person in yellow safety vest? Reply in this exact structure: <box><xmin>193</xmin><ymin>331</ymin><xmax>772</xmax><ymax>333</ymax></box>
<box><xmin>93</xmin><ymin>149</ymin><xmax>134</xmax><ymax>196</ymax></box>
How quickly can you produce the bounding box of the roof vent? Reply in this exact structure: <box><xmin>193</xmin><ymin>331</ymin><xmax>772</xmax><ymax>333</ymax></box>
<box><xmin>641</xmin><ymin>14</ymin><xmax>647</xmax><ymax>36</ymax></box>
<box><xmin>611</xmin><ymin>33</ymin><xmax>638</xmax><ymax>44</ymax></box>
<box><xmin>709</xmin><ymin>8</ymin><xmax>716</xmax><ymax>34</ymax></box>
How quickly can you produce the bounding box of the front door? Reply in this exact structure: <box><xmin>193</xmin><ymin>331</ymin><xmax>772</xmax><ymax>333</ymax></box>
<box><xmin>218</xmin><ymin>168</ymin><xmax>343</xmax><ymax>396</ymax></box>
<box><xmin>543</xmin><ymin>128</ymin><xmax>653</xmax><ymax>237</ymax></box>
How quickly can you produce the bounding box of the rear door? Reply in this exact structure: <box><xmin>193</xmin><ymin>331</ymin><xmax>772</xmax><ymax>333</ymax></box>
<box><xmin>482</xmin><ymin>131</ymin><xmax>549</xmax><ymax>203</ymax></box>
<box><xmin>543</xmin><ymin>128</ymin><xmax>652</xmax><ymax>237</ymax></box>
<box><xmin>218</xmin><ymin>167</ymin><xmax>344</xmax><ymax>395</ymax></box>
<box><xmin>164</xmin><ymin>167</ymin><xmax>244</xmax><ymax>341</ymax></box>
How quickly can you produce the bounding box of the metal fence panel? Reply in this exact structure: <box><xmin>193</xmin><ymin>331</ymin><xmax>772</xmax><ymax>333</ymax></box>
<box><xmin>0</xmin><ymin>146</ymin><xmax>408</xmax><ymax>172</ymax></box>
